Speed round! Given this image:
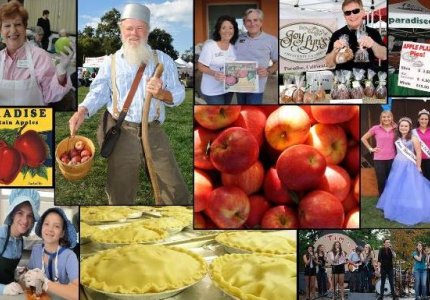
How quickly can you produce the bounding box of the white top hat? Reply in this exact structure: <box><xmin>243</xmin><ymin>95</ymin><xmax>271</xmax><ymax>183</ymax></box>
<box><xmin>121</xmin><ymin>3</ymin><xmax>150</xmax><ymax>25</ymax></box>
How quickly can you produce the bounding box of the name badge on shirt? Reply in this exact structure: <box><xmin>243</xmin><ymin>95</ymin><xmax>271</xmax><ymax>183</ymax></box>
<box><xmin>17</xmin><ymin>60</ymin><xmax>29</xmax><ymax>68</ymax></box>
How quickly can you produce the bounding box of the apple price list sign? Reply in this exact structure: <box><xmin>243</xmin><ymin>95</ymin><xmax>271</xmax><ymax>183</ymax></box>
<box><xmin>0</xmin><ymin>108</ymin><xmax>54</xmax><ymax>187</ymax></box>
<box><xmin>398</xmin><ymin>41</ymin><xmax>430</xmax><ymax>93</ymax></box>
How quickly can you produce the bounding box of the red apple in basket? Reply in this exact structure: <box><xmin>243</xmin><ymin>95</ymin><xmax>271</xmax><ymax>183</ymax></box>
<box><xmin>194</xmin><ymin>105</ymin><xmax>241</xmax><ymax>130</ymax></box>
<box><xmin>298</xmin><ymin>190</ymin><xmax>345</xmax><ymax>228</ymax></box>
<box><xmin>194</xmin><ymin>169</ymin><xmax>213</xmax><ymax>212</ymax></box>
<box><xmin>221</xmin><ymin>160</ymin><xmax>264</xmax><ymax>195</ymax></box>
<box><xmin>244</xmin><ymin>195</ymin><xmax>271</xmax><ymax>228</ymax></box>
<box><xmin>231</xmin><ymin>106</ymin><xmax>267</xmax><ymax>146</ymax></box>
<box><xmin>261</xmin><ymin>205</ymin><xmax>299</xmax><ymax>229</ymax></box>
<box><xmin>344</xmin><ymin>207</ymin><xmax>360</xmax><ymax>228</ymax></box>
<box><xmin>263</xmin><ymin>167</ymin><xmax>294</xmax><ymax>205</ymax></box>
<box><xmin>306</xmin><ymin>123</ymin><xmax>347</xmax><ymax>165</ymax></box>
<box><xmin>311</xmin><ymin>105</ymin><xmax>357</xmax><ymax>124</ymax></box>
<box><xmin>316</xmin><ymin>165</ymin><xmax>351</xmax><ymax>202</ymax></box>
<box><xmin>210</xmin><ymin>127</ymin><xmax>259</xmax><ymax>174</ymax></box>
<box><xmin>276</xmin><ymin>144</ymin><xmax>327</xmax><ymax>191</ymax></box>
<box><xmin>265</xmin><ymin>105</ymin><xmax>311</xmax><ymax>151</ymax></box>
<box><xmin>205</xmin><ymin>186</ymin><xmax>250</xmax><ymax>228</ymax></box>
<box><xmin>194</xmin><ymin>126</ymin><xmax>218</xmax><ymax>170</ymax></box>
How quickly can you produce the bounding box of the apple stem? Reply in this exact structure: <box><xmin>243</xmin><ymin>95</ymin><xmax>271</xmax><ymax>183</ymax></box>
<box><xmin>17</xmin><ymin>123</ymin><xmax>28</xmax><ymax>135</ymax></box>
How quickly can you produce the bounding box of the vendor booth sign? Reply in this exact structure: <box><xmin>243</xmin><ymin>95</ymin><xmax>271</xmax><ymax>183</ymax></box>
<box><xmin>280</xmin><ymin>19</ymin><xmax>337</xmax><ymax>72</ymax></box>
<box><xmin>388</xmin><ymin>0</ymin><xmax>430</xmax><ymax>29</ymax></box>
<box><xmin>83</xmin><ymin>56</ymin><xmax>105</xmax><ymax>68</ymax></box>
<box><xmin>398</xmin><ymin>41</ymin><xmax>430</xmax><ymax>92</ymax></box>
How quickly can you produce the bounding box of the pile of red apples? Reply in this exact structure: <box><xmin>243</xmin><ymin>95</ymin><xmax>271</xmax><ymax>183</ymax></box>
<box><xmin>194</xmin><ymin>105</ymin><xmax>359</xmax><ymax>229</ymax></box>
<box><xmin>59</xmin><ymin>140</ymin><xmax>92</xmax><ymax>165</ymax></box>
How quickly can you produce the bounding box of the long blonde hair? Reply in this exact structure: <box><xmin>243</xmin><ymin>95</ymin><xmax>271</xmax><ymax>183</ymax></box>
<box><xmin>379</xmin><ymin>110</ymin><xmax>396</xmax><ymax>128</ymax></box>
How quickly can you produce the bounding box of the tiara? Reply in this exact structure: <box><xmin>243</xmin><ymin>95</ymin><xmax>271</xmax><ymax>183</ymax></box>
<box><xmin>418</xmin><ymin>109</ymin><xmax>430</xmax><ymax>116</ymax></box>
<box><xmin>399</xmin><ymin>117</ymin><xmax>412</xmax><ymax>124</ymax></box>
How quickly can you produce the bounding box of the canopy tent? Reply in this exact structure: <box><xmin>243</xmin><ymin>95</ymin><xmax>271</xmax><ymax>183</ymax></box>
<box><xmin>280</xmin><ymin>0</ymin><xmax>386</xmax><ymax>29</ymax></box>
<box><xmin>364</xmin><ymin>7</ymin><xmax>387</xmax><ymax>22</ymax></box>
<box><xmin>388</xmin><ymin>0</ymin><xmax>430</xmax><ymax>40</ymax></box>
<box><xmin>389</xmin><ymin>0</ymin><xmax>430</xmax><ymax>29</ymax></box>
<box><xmin>174</xmin><ymin>57</ymin><xmax>188</xmax><ymax>68</ymax></box>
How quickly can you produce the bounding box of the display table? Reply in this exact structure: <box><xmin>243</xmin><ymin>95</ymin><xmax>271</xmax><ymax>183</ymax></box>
<box><xmin>389</xmin><ymin>72</ymin><xmax>430</xmax><ymax>96</ymax></box>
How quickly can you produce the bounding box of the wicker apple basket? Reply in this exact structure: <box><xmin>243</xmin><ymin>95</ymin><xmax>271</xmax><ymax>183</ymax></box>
<box><xmin>55</xmin><ymin>135</ymin><xmax>95</xmax><ymax>181</ymax></box>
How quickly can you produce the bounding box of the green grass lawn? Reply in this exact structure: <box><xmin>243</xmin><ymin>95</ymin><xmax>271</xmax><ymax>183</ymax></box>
<box><xmin>54</xmin><ymin>87</ymin><xmax>193</xmax><ymax>205</ymax></box>
<box><xmin>361</xmin><ymin>196</ymin><xmax>430</xmax><ymax>228</ymax></box>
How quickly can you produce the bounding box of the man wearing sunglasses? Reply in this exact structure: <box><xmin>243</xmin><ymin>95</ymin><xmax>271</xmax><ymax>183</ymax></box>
<box><xmin>325</xmin><ymin>0</ymin><xmax>387</xmax><ymax>70</ymax></box>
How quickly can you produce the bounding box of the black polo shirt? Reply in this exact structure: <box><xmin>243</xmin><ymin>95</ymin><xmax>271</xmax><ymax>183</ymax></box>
<box><xmin>378</xmin><ymin>247</ymin><xmax>394</xmax><ymax>270</ymax></box>
<box><xmin>326</xmin><ymin>25</ymin><xmax>385</xmax><ymax>71</ymax></box>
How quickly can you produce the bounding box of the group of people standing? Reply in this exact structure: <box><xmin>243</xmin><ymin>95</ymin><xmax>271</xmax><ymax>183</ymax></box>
<box><xmin>303</xmin><ymin>239</ymin><xmax>430</xmax><ymax>300</ymax></box>
<box><xmin>197</xmin><ymin>8</ymin><xmax>278</xmax><ymax>104</ymax></box>
<box><xmin>362</xmin><ymin>109</ymin><xmax>430</xmax><ymax>225</ymax></box>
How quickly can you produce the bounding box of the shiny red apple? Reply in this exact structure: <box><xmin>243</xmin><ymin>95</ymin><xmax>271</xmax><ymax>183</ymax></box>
<box><xmin>298</xmin><ymin>190</ymin><xmax>345</xmax><ymax>228</ymax></box>
<box><xmin>244</xmin><ymin>195</ymin><xmax>271</xmax><ymax>228</ymax></box>
<box><xmin>261</xmin><ymin>205</ymin><xmax>299</xmax><ymax>229</ymax></box>
<box><xmin>205</xmin><ymin>186</ymin><xmax>250</xmax><ymax>228</ymax></box>
<box><xmin>276</xmin><ymin>144</ymin><xmax>327</xmax><ymax>191</ymax></box>
<box><xmin>221</xmin><ymin>160</ymin><xmax>264</xmax><ymax>195</ymax></box>
<box><xmin>194</xmin><ymin>105</ymin><xmax>241</xmax><ymax>130</ymax></box>
<box><xmin>210</xmin><ymin>127</ymin><xmax>259</xmax><ymax>174</ymax></box>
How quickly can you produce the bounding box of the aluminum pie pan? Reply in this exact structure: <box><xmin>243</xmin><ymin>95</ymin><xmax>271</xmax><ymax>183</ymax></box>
<box><xmin>82</xmin><ymin>278</ymin><xmax>203</xmax><ymax>300</ymax></box>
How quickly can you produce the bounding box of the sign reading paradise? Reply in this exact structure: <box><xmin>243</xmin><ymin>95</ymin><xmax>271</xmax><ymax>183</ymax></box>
<box><xmin>389</xmin><ymin>0</ymin><xmax>430</xmax><ymax>29</ymax></box>
<box><xmin>398</xmin><ymin>41</ymin><xmax>430</xmax><ymax>92</ymax></box>
<box><xmin>279</xmin><ymin>19</ymin><xmax>337</xmax><ymax>73</ymax></box>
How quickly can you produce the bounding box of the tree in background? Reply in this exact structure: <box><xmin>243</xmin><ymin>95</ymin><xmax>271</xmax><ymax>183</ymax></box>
<box><xmin>148</xmin><ymin>28</ymin><xmax>178</xmax><ymax>60</ymax></box>
<box><xmin>77</xmin><ymin>8</ymin><xmax>179</xmax><ymax>66</ymax></box>
<box><xmin>390</xmin><ymin>229</ymin><xmax>430</xmax><ymax>271</ymax></box>
<box><xmin>181</xmin><ymin>47</ymin><xmax>193</xmax><ymax>63</ymax></box>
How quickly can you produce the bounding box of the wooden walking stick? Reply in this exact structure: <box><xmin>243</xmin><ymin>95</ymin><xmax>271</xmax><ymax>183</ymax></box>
<box><xmin>142</xmin><ymin>63</ymin><xmax>163</xmax><ymax>204</ymax></box>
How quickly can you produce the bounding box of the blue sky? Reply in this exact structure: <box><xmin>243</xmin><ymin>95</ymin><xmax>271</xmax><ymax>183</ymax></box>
<box><xmin>78</xmin><ymin>0</ymin><xmax>192</xmax><ymax>55</ymax></box>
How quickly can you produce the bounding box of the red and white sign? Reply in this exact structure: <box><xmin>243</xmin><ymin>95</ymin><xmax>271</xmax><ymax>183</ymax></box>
<box><xmin>398</xmin><ymin>41</ymin><xmax>430</xmax><ymax>92</ymax></box>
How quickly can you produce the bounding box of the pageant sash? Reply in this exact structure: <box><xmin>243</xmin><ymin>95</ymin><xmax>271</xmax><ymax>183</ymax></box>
<box><xmin>413</xmin><ymin>129</ymin><xmax>430</xmax><ymax>158</ymax></box>
<box><xmin>395</xmin><ymin>139</ymin><xmax>416</xmax><ymax>164</ymax></box>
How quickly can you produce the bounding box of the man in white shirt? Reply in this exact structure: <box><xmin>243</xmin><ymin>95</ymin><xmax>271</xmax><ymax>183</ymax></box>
<box><xmin>69</xmin><ymin>3</ymin><xmax>190</xmax><ymax>205</ymax></box>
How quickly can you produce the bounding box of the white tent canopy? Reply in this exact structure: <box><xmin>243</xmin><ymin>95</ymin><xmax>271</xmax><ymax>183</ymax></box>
<box><xmin>175</xmin><ymin>57</ymin><xmax>188</xmax><ymax>67</ymax></box>
<box><xmin>280</xmin><ymin>0</ymin><xmax>386</xmax><ymax>18</ymax></box>
<box><xmin>388</xmin><ymin>0</ymin><xmax>430</xmax><ymax>29</ymax></box>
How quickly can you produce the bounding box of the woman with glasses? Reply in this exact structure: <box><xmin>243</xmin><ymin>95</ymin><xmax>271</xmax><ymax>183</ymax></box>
<box><xmin>325</xmin><ymin>0</ymin><xmax>386</xmax><ymax>71</ymax></box>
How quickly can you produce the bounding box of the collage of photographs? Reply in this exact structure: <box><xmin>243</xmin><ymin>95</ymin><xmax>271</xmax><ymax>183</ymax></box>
<box><xmin>0</xmin><ymin>0</ymin><xmax>429</xmax><ymax>299</ymax></box>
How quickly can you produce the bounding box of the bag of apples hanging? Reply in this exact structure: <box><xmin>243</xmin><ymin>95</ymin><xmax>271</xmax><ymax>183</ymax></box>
<box><xmin>55</xmin><ymin>135</ymin><xmax>95</xmax><ymax>180</ymax></box>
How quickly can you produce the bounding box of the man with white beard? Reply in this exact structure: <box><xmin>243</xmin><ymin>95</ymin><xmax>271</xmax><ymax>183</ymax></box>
<box><xmin>69</xmin><ymin>3</ymin><xmax>190</xmax><ymax>205</ymax></box>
